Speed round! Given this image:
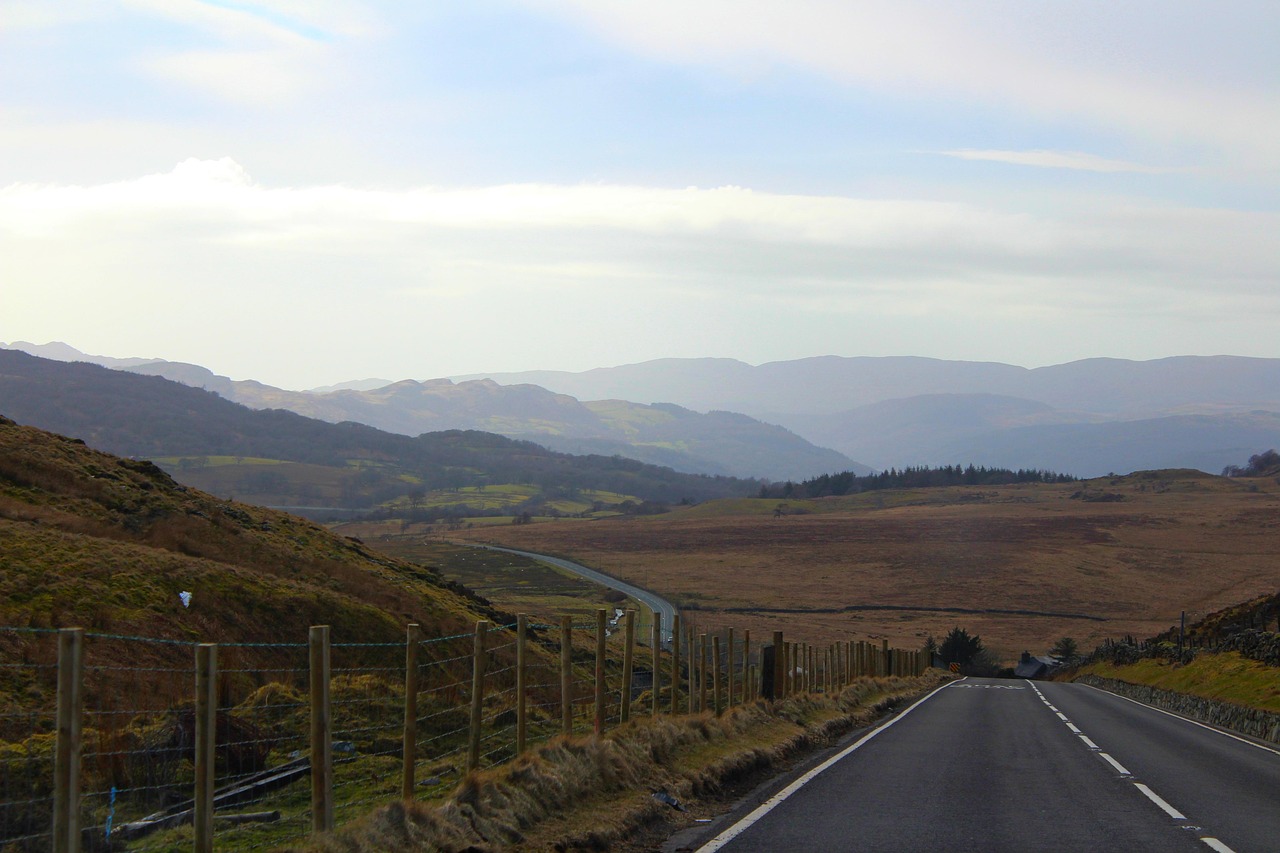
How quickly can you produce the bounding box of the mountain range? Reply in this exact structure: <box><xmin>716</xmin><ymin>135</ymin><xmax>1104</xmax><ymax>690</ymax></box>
<box><xmin>6</xmin><ymin>342</ymin><xmax>1280</xmax><ymax>478</ymax></box>
<box><xmin>459</xmin><ymin>355</ymin><xmax>1280</xmax><ymax>477</ymax></box>
<box><xmin>0</xmin><ymin>349</ymin><xmax>753</xmax><ymax>516</ymax></box>
<box><xmin>1</xmin><ymin>342</ymin><xmax>854</xmax><ymax>481</ymax></box>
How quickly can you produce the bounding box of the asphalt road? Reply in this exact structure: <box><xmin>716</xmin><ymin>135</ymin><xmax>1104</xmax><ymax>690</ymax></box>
<box><xmin>684</xmin><ymin>678</ymin><xmax>1280</xmax><ymax>853</ymax></box>
<box><xmin>470</xmin><ymin>544</ymin><xmax>677</xmax><ymax>644</ymax></box>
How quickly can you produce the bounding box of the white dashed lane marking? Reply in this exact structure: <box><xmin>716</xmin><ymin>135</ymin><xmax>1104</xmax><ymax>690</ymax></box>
<box><xmin>1026</xmin><ymin>681</ymin><xmax>1235</xmax><ymax>853</ymax></box>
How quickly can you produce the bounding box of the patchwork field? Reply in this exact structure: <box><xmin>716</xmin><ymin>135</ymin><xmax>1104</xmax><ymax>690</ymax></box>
<box><xmin>429</xmin><ymin>471</ymin><xmax>1280</xmax><ymax>660</ymax></box>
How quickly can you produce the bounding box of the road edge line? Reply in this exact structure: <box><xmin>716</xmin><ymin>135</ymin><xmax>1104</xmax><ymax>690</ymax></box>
<box><xmin>693</xmin><ymin>678</ymin><xmax>960</xmax><ymax>853</ymax></box>
<box><xmin>1076</xmin><ymin>682</ymin><xmax>1280</xmax><ymax>757</ymax></box>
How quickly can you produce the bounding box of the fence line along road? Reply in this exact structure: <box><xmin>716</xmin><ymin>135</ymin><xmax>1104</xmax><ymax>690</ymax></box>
<box><xmin>468</xmin><ymin>544</ymin><xmax>678</xmax><ymax>645</ymax></box>
<box><xmin>2</xmin><ymin>613</ymin><xmax>927</xmax><ymax>852</ymax></box>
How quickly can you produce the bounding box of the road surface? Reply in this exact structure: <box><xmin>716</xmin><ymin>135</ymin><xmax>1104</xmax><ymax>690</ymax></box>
<box><xmin>470</xmin><ymin>544</ymin><xmax>677</xmax><ymax>644</ymax></box>
<box><xmin>684</xmin><ymin>678</ymin><xmax>1280</xmax><ymax>853</ymax></box>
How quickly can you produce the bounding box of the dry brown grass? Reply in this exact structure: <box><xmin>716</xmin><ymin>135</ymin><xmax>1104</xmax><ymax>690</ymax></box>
<box><xmin>294</xmin><ymin>675</ymin><xmax>942</xmax><ymax>852</ymax></box>
<box><xmin>449</xmin><ymin>472</ymin><xmax>1280</xmax><ymax>659</ymax></box>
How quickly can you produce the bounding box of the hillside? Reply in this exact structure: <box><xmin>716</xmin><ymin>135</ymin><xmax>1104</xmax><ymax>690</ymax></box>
<box><xmin>0</xmin><ymin>416</ymin><xmax>511</xmax><ymax>694</ymax></box>
<box><xmin>0</xmin><ymin>350</ymin><xmax>754</xmax><ymax>515</ymax></box>
<box><xmin>1</xmin><ymin>344</ymin><xmax>856</xmax><ymax>481</ymax></box>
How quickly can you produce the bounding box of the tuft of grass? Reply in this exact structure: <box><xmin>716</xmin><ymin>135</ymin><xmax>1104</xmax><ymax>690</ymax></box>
<box><xmin>297</xmin><ymin>674</ymin><xmax>946</xmax><ymax>852</ymax></box>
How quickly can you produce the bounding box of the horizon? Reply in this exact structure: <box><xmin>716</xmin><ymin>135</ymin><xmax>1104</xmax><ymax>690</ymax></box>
<box><xmin>3</xmin><ymin>3</ymin><xmax>1277</xmax><ymax>390</ymax></box>
<box><xmin>1</xmin><ymin>339</ymin><xmax>1271</xmax><ymax>392</ymax></box>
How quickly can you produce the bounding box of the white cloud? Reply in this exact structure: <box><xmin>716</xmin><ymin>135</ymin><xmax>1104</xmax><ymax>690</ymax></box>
<box><xmin>3</xmin><ymin>158</ymin><xmax>1275</xmax><ymax>307</ymax></box>
<box><xmin>115</xmin><ymin>1</ymin><xmax>383</xmax><ymax>105</ymax></box>
<box><xmin>3</xmin><ymin>159</ymin><xmax>1275</xmax><ymax>389</ymax></box>
<box><xmin>141</xmin><ymin>44</ymin><xmax>327</xmax><ymax>105</ymax></box>
<box><xmin>0</xmin><ymin>1</ymin><xmax>105</xmax><ymax>32</ymax></box>
<box><xmin>938</xmin><ymin>150</ymin><xmax>1177</xmax><ymax>175</ymax></box>
<box><xmin>529</xmin><ymin>0</ymin><xmax>1280</xmax><ymax>169</ymax></box>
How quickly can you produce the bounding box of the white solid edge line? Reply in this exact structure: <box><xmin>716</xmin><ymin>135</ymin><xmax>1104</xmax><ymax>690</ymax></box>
<box><xmin>1099</xmin><ymin>752</ymin><xmax>1131</xmax><ymax>776</ymax></box>
<box><xmin>1201</xmin><ymin>837</ymin><xmax>1236</xmax><ymax>852</ymax></box>
<box><xmin>1133</xmin><ymin>782</ymin><xmax>1186</xmax><ymax>819</ymax></box>
<box><xmin>1076</xmin><ymin>683</ymin><xmax>1280</xmax><ymax>757</ymax></box>
<box><xmin>694</xmin><ymin>679</ymin><xmax>961</xmax><ymax>852</ymax></box>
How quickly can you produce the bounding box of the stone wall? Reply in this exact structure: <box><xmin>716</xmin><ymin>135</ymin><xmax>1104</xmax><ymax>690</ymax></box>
<box><xmin>1075</xmin><ymin>674</ymin><xmax>1280</xmax><ymax>744</ymax></box>
<box><xmin>1218</xmin><ymin>630</ymin><xmax>1280</xmax><ymax>667</ymax></box>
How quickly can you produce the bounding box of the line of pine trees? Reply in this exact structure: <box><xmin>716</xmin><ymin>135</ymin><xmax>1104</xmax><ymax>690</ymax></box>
<box><xmin>759</xmin><ymin>464</ymin><xmax>1077</xmax><ymax>499</ymax></box>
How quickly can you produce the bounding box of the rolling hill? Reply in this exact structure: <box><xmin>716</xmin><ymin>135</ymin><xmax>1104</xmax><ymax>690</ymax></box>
<box><xmin>0</xmin><ymin>413</ymin><xmax>508</xmax><ymax>672</ymax></box>
<box><xmin>0</xmin><ymin>350</ymin><xmax>755</xmax><ymax>516</ymax></box>
<box><xmin>1</xmin><ymin>343</ymin><xmax>857</xmax><ymax>481</ymax></box>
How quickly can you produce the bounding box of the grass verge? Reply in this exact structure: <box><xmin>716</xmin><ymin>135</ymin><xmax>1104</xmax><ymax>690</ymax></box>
<box><xmin>1070</xmin><ymin>652</ymin><xmax>1280</xmax><ymax>712</ymax></box>
<box><xmin>293</xmin><ymin>674</ymin><xmax>948</xmax><ymax>852</ymax></box>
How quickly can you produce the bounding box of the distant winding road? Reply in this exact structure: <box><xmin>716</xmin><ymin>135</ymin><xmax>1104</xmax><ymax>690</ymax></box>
<box><xmin>680</xmin><ymin>678</ymin><xmax>1280</xmax><ymax>852</ymax></box>
<box><xmin>470</xmin><ymin>544</ymin><xmax>677</xmax><ymax>644</ymax></box>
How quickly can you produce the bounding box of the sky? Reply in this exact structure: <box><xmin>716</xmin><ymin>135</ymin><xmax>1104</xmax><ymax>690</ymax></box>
<box><xmin>2</xmin><ymin>1</ymin><xmax>1278</xmax><ymax>390</ymax></box>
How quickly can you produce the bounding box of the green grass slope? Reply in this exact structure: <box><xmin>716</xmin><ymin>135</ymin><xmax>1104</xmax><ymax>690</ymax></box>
<box><xmin>0</xmin><ymin>416</ymin><xmax>513</xmax><ymax>709</ymax></box>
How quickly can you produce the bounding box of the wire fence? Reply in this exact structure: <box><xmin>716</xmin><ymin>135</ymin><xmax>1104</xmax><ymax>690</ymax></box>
<box><xmin>0</xmin><ymin>615</ymin><xmax>926</xmax><ymax>851</ymax></box>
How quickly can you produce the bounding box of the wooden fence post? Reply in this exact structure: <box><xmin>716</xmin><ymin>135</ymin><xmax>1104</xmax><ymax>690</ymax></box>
<box><xmin>687</xmin><ymin>625</ymin><xmax>696</xmax><ymax>715</ymax></box>
<box><xmin>698</xmin><ymin>634</ymin><xmax>708</xmax><ymax>713</ymax></box>
<box><xmin>468</xmin><ymin>620</ymin><xmax>489</xmax><ymax>771</ymax></box>
<box><xmin>194</xmin><ymin>643</ymin><xmax>217</xmax><ymax>853</ymax></box>
<box><xmin>309</xmin><ymin>625</ymin><xmax>333</xmax><ymax>834</ymax></box>
<box><xmin>726</xmin><ymin>628</ymin><xmax>735</xmax><ymax>708</ymax></box>
<box><xmin>53</xmin><ymin>627</ymin><xmax>83</xmax><ymax>853</ymax></box>
<box><xmin>594</xmin><ymin>609</ymin><xmax>607</xmax><ymax>735</ymax></box>
<box><xmin>620</xmin><ymin>609</ymin><xmax>635</xmax><ymax>724</ymax></box>
<box><xmin>516</xmin><ymin>614</ymin><xmax>527</xmax><ymax>754</ymax></box>
<box><xmin>651</xmin><ymin>612</ymin><xmax>662</xmax><ymax>717</ymax></box>
<box><xmin>670</xmin><ymin>615</ymin><xmax>681</xmax><ymax>716</ymax></box>
<box><xmin>772</xmin><ymin>632</ymin><xmax>785</xmax><ymax>700</ymax></box>
<box><xmin>560</xmin><ymin>616</ymin><xmax>573</xmax><ymax>736</ymax></box>
<box><xmin>743</xmin><ymin>629</ymin><xmax>751</xmax><ymax>702</ymax></box>
<box><xmin>789</xmin><ymin>643</ymin><xmax>797</xmax><ymax>695</ymax></box>
<box><xmin>712</xmin><ymin>635</ymin><xmax>723</xmax><ymax>716</ymax></box>
<box><xmin>402</xmin><ymin>624</ymin><xmax>421</xmax><ymax>800</ymax></box>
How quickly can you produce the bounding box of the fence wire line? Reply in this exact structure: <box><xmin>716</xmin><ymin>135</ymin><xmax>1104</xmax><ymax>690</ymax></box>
<box><xmin>2</xmin><ymin>618</ymin><xmax>910</xmax><ymax>849</ymax></box>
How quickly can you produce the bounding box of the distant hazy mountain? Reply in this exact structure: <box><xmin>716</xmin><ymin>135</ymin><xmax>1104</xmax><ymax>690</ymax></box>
<box><xmin>801</xmin><ymin>394</ymin><xmax>1075</xmax><ymax>468</ymax></box>
<box><xmin>12</xmin><ymin>342</ymin><xmax>1279</xmax><ymax>478</ymax></box>
<box><xmin>1</xmin><ymin>340</ymin><xmax>158</xmax><ymax>370</ymax></box>
<box><xmin>936</xmin><ymin>411</ymin><xmax>1280</xmax><ymax>478</ymax></box>
<box><xmin>304</xmin><ymin>378</ymin><xmax>395</xmax><ymax>393</ymax></box>
<box><xmin>457</xmin><ymin>355</ymin><xmax>1280</xmax><ymax>476</ymax></box>
<box><xmin>2</xmin><ymin>343</ymin><xmax>857</xmax><ymax>481</ymax></box>
<box><xmin>459</xmin><ymin>355</ymin><xmax>1280</xmax><ymax>419</ymax></box>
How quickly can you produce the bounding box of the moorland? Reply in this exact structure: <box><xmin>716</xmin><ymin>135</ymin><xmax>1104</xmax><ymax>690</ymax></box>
<box><xmin>413</xmin><ymin>470</ymin><xmax>1280</xmax><ymax>660</ymax></box>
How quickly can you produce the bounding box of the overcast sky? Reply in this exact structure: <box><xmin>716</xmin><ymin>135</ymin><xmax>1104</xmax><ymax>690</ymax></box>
<box><xmin>2</xmin><ymin>1</ymin><xmax>1277</xmax><ymax>390</ymax></box>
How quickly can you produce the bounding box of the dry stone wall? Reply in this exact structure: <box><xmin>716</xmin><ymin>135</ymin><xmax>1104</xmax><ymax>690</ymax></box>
<box><xmin>1076</xmin><ymin>674</ymin><xmax>1280</xmax><ymax>744</ymax></box>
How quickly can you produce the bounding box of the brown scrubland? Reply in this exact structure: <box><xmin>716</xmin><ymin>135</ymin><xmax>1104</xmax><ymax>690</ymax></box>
<box><xmin>449</xmin><ymin>471</ymin><xmax>1280</xmax><ymax>660</ymax></box>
